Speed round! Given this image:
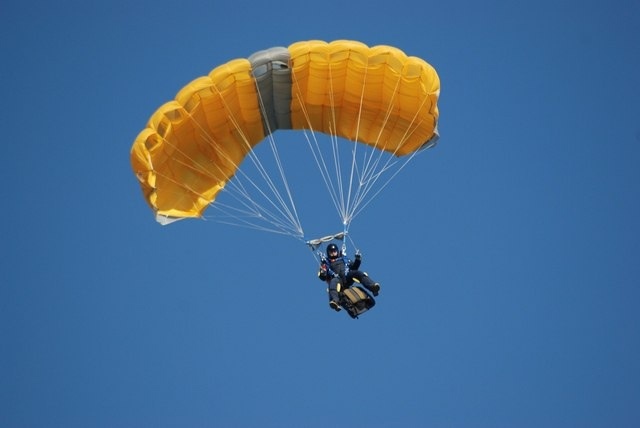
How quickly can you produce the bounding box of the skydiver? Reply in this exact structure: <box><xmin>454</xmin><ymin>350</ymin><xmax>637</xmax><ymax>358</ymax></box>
<box><xmin>317</xmin><ymin>243</ymin><xmax>381</xmax><ymax>312</ymax></box>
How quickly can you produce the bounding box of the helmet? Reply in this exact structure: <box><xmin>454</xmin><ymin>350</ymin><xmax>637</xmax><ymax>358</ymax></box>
<box><xmin>326</xmin><ymin>243</ymin><xmax>340</xmax><ymax>258</ymax></box>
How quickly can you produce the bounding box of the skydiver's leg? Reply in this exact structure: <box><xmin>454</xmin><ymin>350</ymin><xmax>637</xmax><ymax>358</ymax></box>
<box><xmin>328</xmin><ymin>278</ymin><xmax>342</xmax><ymax>311</ymax></box>
<box><xmin>349</xmin><ymin>271</ymin><xmax>380</xmax><ymax>296</ymax></box>
<box><xmin>344</xmin><ymin>275</ymin><xmax>355</xmax><ymax>288</ymax></box>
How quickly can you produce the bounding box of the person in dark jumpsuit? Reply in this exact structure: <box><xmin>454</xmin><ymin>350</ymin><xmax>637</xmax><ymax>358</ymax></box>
<box><xmin>317</xmin><ymin>243</ymin><xmax>381</xmax><ymax>312</ymax></box>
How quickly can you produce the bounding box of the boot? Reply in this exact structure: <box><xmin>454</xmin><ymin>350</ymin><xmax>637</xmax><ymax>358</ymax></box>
<box><xmin>370</xmin><ymin>283</ymin><xmax>381</xmax><ymax>297</ymax></box>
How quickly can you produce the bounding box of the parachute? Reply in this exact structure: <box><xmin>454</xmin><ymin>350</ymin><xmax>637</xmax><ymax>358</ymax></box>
<box><xmin>131</xmin><ymin>39</ymin><xmax>440</xmax><ymax>243</ymax></box>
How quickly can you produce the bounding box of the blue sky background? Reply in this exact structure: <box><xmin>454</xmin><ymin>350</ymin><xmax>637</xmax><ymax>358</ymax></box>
<box><xmin>2</xmin><ymin>0</ymin><xmax>640</xmax><ymax>427</ymax></box>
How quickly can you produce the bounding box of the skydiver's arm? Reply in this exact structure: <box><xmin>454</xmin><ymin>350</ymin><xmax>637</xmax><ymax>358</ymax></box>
<box><xmin>350</xmin><ymin>256</ymin><xmax>361</xmax><ymax>270</ymax></box>
<box><xmin>318</xmin><ymin>263</ymin><xmax>328</xmax><ymax>281</ymax></box>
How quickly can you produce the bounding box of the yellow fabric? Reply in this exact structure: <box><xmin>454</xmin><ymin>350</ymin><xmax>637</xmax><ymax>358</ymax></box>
<box><xmin>131</xmin><ymin>60</ymin><xmax>265</xmax><ymax>220</ymax></box>
<box><xmin>288</xmin><ymin>40</ymin><xmax>440</xmax><ymax>156</ymax></box>
<box><xmin>130</xmin><ymin>40</ymin><xmax>440</xmax><ymax>221</ymax></box>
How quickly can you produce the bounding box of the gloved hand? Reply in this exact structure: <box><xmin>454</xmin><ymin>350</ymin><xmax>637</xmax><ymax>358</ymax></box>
<box><xmin>355</xmin><ymin>250</ymin><xmax>361</xmax><ymax>260</ymax></box>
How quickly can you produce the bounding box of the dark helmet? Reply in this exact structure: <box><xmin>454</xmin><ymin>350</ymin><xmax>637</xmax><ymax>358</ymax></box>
<box><xmin>326</xmin><ymin>243</ymin><xmax>340</xmax><ymax>258</ymax></box>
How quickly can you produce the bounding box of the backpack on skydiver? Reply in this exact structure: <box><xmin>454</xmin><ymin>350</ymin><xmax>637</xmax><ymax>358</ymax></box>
<box><xmin>340</xmin><ymin>286</ymin><xmax>375</xmax><ymax>319</ymax></box>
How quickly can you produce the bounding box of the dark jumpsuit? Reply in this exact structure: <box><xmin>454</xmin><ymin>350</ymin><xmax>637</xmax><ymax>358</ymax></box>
<box><xmin>318</xmin><ymin>254</ymin><xmax>378</xmax><ymax>304</ymax></box>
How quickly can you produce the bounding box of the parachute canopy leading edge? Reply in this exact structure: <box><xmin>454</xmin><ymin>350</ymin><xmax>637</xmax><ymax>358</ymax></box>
<box><xmin>131</xmin><ymin>39</ymin><xmax>440</xmax><ymax>224</ymax></box>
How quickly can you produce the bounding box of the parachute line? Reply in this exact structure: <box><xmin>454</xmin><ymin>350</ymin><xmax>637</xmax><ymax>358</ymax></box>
<box><xmin>290</xmin><ymin>56</ymin><xmax>427</xmax><ymax>232</ymax></box>
<box><xmin>205</xmin><ymin>78</ymin><xmax>304</xmax><ymax>238</ymax></box>
<box><xmin>177</xmin><ymin>83</ymin><xmax>305</xmax><ymax>239</ymax></box>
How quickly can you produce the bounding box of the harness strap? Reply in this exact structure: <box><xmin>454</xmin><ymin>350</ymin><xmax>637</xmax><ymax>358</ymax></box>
<box><xmin>324</xmin><ymin>255</ymin><xmax>352</xmax><ymax>280</ymax></box>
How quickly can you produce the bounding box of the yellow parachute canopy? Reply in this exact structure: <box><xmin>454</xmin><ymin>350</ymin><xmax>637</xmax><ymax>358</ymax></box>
<box><xmin>131</xmin><ymin>40</ymin><xmax>440</xmax><ymax>223</ymax></box>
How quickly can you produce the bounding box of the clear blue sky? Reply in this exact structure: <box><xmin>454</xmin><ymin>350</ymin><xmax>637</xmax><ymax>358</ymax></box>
<box><xmin>2</xmin><ymin>0</ymin><xmax>640</xmax><ymax>427</ymax></box>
